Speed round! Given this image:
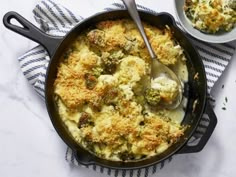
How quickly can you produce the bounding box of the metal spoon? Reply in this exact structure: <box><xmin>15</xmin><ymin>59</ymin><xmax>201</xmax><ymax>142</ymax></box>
<box><xmin>122</xmin><ymin>0</ymin><xmax>183</xmax><ymax>109</ymax></box>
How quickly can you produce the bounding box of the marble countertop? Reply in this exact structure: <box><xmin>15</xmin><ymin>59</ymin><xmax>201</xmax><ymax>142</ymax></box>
<box><xmin>1</xmin><ymin>0</ymin><xmax>236</xmax><ymax>177</ymax></box>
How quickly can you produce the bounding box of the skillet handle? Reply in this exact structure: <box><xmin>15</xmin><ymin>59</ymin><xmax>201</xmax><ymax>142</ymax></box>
<box><xmin>177</xmin><ymin>101</ymin><xmax>217</xmax><ymax>154</ymax></box>
<box><xmin>3</xmin><ymin>11</ymin><xmax>63</xmax><ymax>57</ymax></box>
<box><xmin>74</xmin><ymin>150</ymin><xmax>95</xmax><ymax>166</ymax></box>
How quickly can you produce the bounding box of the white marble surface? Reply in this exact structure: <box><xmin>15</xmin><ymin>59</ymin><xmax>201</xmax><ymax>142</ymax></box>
<box><xmin>1</xmin><ymin>0</ymin><xmax>236</xmax><ymax>177</ymax></box>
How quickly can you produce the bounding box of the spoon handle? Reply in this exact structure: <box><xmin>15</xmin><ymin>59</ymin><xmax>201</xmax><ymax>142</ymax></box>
<box><xmin>122</xmin><ymin>0</ymin><xmax>156</xmax><ymax>59</ymax></box>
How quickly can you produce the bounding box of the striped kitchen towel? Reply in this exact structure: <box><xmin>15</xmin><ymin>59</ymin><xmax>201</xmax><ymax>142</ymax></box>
<box><xmin>17</xmin><ymin>0</ymin><xmax>235</xmax><ymax>177</ymax></box>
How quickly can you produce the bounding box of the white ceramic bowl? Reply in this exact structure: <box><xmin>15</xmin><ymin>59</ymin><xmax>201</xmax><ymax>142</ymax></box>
<box><xmin>174</xmin><ymin>0</ymin><xmax>236</xmax><ymax>43</ymax></box>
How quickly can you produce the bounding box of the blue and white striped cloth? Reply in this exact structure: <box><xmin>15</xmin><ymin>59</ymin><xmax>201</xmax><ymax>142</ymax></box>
<box><xmin>17</xmin><ymin>0</ymin><xmax>235</xmax><ymax>177</ymax></box>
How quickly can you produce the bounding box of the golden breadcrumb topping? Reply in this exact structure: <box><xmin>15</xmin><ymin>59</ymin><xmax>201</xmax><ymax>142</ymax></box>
<box><xmin>54</xmin><ymin>19</ymin><xmax>188</xmax><ymax>161</ymax></box>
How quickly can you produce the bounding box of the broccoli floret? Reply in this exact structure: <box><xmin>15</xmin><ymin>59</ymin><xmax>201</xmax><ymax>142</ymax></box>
<box><xmin>227</xmin><ymin>0</ymin><xmax>236</xmax><ymax>9</ymax></box>
<box><xmin>84</xmin><ymin>73</ymin><xmax>97</xmax><ymax>90</ymax></box>
<box><xmin>102</xmin><ymin>50</ymin><xmax>124</xmax><ymax>73</ymax></box>
<box><xmin>78</xmin><ymin>112</ymin><xmax>94</xmax><ymax>128</ymax></box>
<box><xmin>91</xmin><ymin>67</ymin><xmax>103</xmax><ymax>77</ymax></box>
<box><xmin>87</xmin><ymin>29</ymin><xmax>105</xmax><ymax>47</ymax></box>
<box><xmin>118</xmin><ymin>151</ymin><xmax>135</xmax><ymax>161</ymax></box>
<box><xmin>145</xmin><ymin>88</ymin><xmax>161</xmax><ymax>106</ymax></box>
<box><xmin>102</xmin><ymin>51</ymin><xmax>124</xmax><ymax>65</ymax></box>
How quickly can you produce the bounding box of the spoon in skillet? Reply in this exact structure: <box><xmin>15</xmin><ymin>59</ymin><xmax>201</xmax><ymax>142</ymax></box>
<box><xmin>122</xmin><ymin>0</ymin><xmax>183</xmax><ymax>109</ymax></box>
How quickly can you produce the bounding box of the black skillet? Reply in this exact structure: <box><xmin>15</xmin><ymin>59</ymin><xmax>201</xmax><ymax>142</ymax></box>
<box><xmin>3</xmin><ymin>10</ymin><xmax>217</xmax><ymax>169</ymax></box>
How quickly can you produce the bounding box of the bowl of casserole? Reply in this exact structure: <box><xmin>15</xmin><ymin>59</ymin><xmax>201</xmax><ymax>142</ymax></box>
<box><xmin>174</xmin><ymin>0</ymin><xmax>236</xmax><ymax>43</ymax></box>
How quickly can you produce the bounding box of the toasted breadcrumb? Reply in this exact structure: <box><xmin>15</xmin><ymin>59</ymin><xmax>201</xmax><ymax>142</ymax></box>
<box><xmin>54</xmin><ymin>19</ymin><xmax>187</xmax><ymax>161</ymax></box>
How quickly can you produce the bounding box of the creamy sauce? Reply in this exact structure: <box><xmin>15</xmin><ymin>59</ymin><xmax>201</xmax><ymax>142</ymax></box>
<box><xmin>164</xmin><ymin>103</ymin><xmax>186</xmax><ymax>123</ymax></box>
<box><xmin>168</xmin><ymin>59</ymin><xmax>188</xmax><ymax>123</ymax></box>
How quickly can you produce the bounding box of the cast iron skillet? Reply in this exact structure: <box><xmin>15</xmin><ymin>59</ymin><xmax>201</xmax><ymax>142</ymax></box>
<box><xmin>3</xmin><ymin>10</ymin><xmax>217</xmax><ymax>169</ymax></box>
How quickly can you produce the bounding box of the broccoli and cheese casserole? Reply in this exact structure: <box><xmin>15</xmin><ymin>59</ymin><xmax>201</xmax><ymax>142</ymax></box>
<box><xmin>54</xmin><ymin>19</ymin><xmax>188</xmax><ymax>161</ymax></box>
<box><xmin>184</xmin><ymin>0</ymin><xmax>236</xmax><ymax>33</ymax></box>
